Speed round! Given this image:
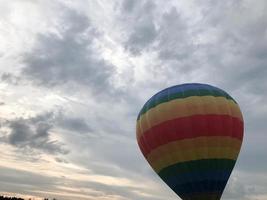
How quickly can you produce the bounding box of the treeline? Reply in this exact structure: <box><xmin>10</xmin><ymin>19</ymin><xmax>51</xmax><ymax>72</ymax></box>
<box><xmin>0</xmin><ymin>196</ymin><xmax>24</xmax><ymax>200</ymax></box>
<box><xmin>0</xmin><ymin>196</ymin><xmax>56</xmax><ymax>200</ymax></box>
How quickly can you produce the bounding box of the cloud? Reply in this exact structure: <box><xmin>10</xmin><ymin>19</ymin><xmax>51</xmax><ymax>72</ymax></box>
<box><xmin>0</xmin><ymin>167</ymin><xmax>62</xmax><ymax>200</ymax></box>
<box><xmin>126</xmin><ymin>19</ymin><xmax>157</xmax><ymax>55</ymax></box>
<box><xmin>122</xmin><ymin>0</ymin><xmax>137</xmax><ymax>12</ymax></box>
<box><xmin>22</xmin><ymin>9</ymin><xmax>115</xmax><ymax>95</ymax></box>
<box><xmin>3</xmin><ymin>112</ymin><xmax>68</xmax><ymax>155</ymax></box>
<box><xmin>223</xmin><ymin>176</ymin><xmax>250</xmax><ymax>200</ymax></box>
<box><xmin>1</xmin><ymin>73</ymin><xmax>21</xmax><ymax>85</ymax></box>
<box><xmin>54</xmin><ymin>157</ymin><xmax>69</xmax><ymax>164</ymax></box>
<box><xmin>1</xmin><ymin>109</ymin><xmax>103</xmax><ymax>155</ymax></box>
<box><xmin>0</xmin><ymin>165</ymin><xmax>166</xmax><ymax>200</ymax></box>
<box><xmin>124</xmin><ymin>1</ymin><xmax>157</xmax><ymax>55</ymax></box>
<box><xmin>56</xmin><ymin>113</ymin><xmax>93</xmax><ymax>134</ymax></box>
<box><xmin>156</xmin><ymin>8</ymin><xmax>193</xmax><ymax>61</ymax></box>
<box><xmin>0</xmin><ymin>166</ymin><xmax>59</xmax><ymax>191</ymax></box>
<box><xmin>122</xmin><ymin>1</ymin><xmax>195</xmax><ymax>60</ymax></box>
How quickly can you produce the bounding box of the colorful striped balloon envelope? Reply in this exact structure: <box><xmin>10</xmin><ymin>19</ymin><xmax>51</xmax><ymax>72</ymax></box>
<box><xmin>136</xmin><ymin>83</ymin><xmax>244</xmax><ymax>200</ymax></box>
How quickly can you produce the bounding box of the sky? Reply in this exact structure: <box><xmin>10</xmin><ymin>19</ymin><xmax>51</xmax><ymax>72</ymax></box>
<box><xmin>0</xmin><ymin>0</ymin><xmax>266</xmax><ymax>199</ymax></box>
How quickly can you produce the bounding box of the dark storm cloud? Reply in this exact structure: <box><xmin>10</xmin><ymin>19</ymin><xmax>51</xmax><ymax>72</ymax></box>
<box><xmin>57</xmin><ymin>114</ymin><xmax>93</xmax><ymax>134</ymax></box>
<box><xmin>55</xmin><ymin>157</ymin><xmax>69</xmax><ymax>163</ymax></box>
<box><xmin>157</xmin><ymin>8</ymin><xmax>193</xmax><ymax>61</ymax></box>
<box><xmin>8</xmin><ymin>120</ymin><xmax>33</xmax><ymax>145</ymax></box>
<box><xmin>1</xmin><ymin>73</ymin><xmax>20</xmax><ymax>85</ymax></box>
<box><xmin>122</xmin><ymin>0</ymin><xmax>137</xmax><ymax>12</ymax></box>
<box><xmin>126</xmin><ymin>19</ymin><xmax>157</xmax><ymax>55</ymax></box>
<box><xmin>22</xmin><ymin>9</ymin><xmax>114</xmax><ymax>94</ymax></box>
<box><xmin>4</xmin><ymin>112</ymin><xmax>68</xmax><ymax>155</ymax></box>
<box><xmin>187</xmin><ymin>1</ymin><xmax>267</xmax><ymax>92</ymax></box>
<box><xmin>1</xmin><ymin>110</ymin><xmax>99</xmax><ymax>154</ymax></box>
<box><xmin>123</xmin><ymin>1</ymin><xmax>195</xmax><ymax>60</ymax></box>
<box><xmin>122</xmin><ymin>0</ymin><xmax>267</xmax><ymax>102</ymax></box>
<box><xmin>220</xmin><ymin>39</ymin><xmax>267</xmax><ymax>96</ymax></box>
<box><xmin>123</xmin><ymin>1</ymin><xmax>157</xmax><ymax>55</ymax></box>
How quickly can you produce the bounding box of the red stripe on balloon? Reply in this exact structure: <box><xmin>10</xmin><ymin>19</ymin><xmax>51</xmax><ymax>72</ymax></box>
<box><xmin>137</xmin><ymin>114</ymin><xmax>243</xmax><ymax>157</ymax></box>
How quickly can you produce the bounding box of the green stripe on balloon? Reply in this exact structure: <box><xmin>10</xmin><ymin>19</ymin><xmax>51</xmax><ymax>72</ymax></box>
<box><xmin>158</xmin><ymin>159</ymin><xmax>236</xmax><ymax>179</ymax></box>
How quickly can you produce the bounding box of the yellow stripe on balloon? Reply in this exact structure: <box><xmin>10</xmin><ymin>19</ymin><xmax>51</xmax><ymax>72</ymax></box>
<box><xmin>148</xmin><ymin>146</ymin><xmax>241</xmax><ymax>173</ymax></box>
<box><xmin>145</xmin><ymin>136</ymin><xmax>242</xmax><ymax>161</ymax></box>
<box><xmin>146</xmin><ymin>136</ymin><xmax>241</xmax><ymax>161</ymax></box>
<box><xmin>136</xmin><ymin>96</ymin><xmax>242</xmax><ymax>139</ymax></box>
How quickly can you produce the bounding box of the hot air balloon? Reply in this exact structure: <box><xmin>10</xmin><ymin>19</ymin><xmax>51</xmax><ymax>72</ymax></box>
<box><xmin>136</xmin><ymin>83</ymin><xmax>243</xmax><ymax>200</ymax></box>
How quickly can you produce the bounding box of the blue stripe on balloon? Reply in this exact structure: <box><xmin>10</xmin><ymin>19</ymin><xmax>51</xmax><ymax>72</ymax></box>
<box><xmin>172</xmin><ymin>180</ymin><xmax>228</xmax><ymax>196</ymax></box>
<box><xmin>163</xmin><ymin>170</ymin><xmax>232</xmax><ymax>188</ymax></box>
<box><xmin>149</xmin><ymin>83</ymin><xmax>223</xmax><ymax>101</ymax></box>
